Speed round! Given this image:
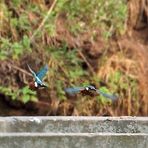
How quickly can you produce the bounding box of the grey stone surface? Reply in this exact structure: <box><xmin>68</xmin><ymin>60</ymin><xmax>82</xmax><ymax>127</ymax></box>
<box><xmin>0</xmin><ymin>116</ymin><xmax>147</xmax><ymax>148</ymax></box>
<box><xmin>0</xmin><ymin>116</ymin><xmax>147</xmax><ymax>133</ymax></box>
<box><xmin>0</xmin><ymin>133</ymin><xmax>147</xmax><ymax>148</ymax></box>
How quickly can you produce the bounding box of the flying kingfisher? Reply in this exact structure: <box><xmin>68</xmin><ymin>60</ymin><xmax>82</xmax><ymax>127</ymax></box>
<box><xmin>64</xmin><ymin>85</ymin><xmax>118</xmax><ymax>101</ymax></box>
<box><xmin>27</xmin><ymin>64</ymin><xmax>48</xmax><ymax>90</ymax></box>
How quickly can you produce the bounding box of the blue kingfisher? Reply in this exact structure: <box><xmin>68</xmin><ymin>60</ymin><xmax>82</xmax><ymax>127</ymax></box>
<box><xmin>65</xmin><ymin>85</ymin><xmax>118</xmax><ymax>101</ymax></box>
<box><xmin>27</xmin><ymin>64</ymin><xmax>48</xmax><ymax>89</ymax></box>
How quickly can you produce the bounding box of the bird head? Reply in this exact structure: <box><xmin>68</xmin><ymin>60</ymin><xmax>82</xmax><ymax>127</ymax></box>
<box><xmin>85</xmin><ymin>85</ymin><xmax>96</xmax><ymax>91</ymax></box>
<box><xmin>80</xmin><ymin>85</ymin><xmax>97</xmax><ymax>96</ymax></box>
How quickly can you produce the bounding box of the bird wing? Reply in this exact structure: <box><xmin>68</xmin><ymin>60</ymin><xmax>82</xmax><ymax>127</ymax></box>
<box><xmin>36</xmin><ymin>65</ymin><xmax>48</xmax><ymax>80</ymax></box>
<box><xmin>27</xmin><ymin>64</ymin><xmax>36</xmax><ymax>78</ymax></box>
<box><xmin>96</xmin><ymin>89</ymin><xmax>118</xmax><ymax>101</ymax></box>
<box><xmin>64</xmin><ymin>87</ymin><xmax>85</xmax><ymax>95</ymax></box>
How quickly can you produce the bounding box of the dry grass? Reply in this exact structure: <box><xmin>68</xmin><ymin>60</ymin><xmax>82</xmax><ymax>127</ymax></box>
<box><xmin>0</xmin><ymin>0</ymin><xmax>147</xmax><ymax>116</ymax></box>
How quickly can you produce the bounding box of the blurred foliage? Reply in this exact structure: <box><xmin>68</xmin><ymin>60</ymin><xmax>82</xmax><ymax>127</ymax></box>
<box><xmin>1</xmin><ymin>0</ymin><xmax>143</xmax><ymax>116</ymax></box>
<box><xmin>0</xmin><ymin>35</ymin><xmax>31</xmax><ymax>59</ymax></box>
<box><xmin>46</xmin><ymin>43</ymin><xmax>87</xmax><ymax>100</ymax></box>
<box><xmin>0</xmin><ymin>0</ymin><xmax>127</xmax><ymax>59</ymax></box>
<box><xmin>108</xmin><ymin>70</ymin><xmax>138</xmax><ymax>99</ymax></box>
<box><xmin>0</xmin><ymin>86</ymin><xmax>37</xmax><ymax>103</ymax></box>
<box><xmin>61</xmin><ymin>0</ymin><xmax>127</xmax><ymax>37</ymax></box>
<box><xmin>97</xmin><ymin>86</ymin><xmax>113</xmax><ymax>104</ymax></box>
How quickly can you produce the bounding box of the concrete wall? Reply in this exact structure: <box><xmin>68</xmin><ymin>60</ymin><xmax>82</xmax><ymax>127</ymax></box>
<box><xmin>0</xmin><ymin>117</ymin><xmax>147</xmax><ymax>148</ymax></box>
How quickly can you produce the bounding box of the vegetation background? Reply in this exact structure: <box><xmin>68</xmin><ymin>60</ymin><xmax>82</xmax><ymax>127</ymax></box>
<box><xmin>0</xmin><ymin>0</ymin><xmax>147</xmax><ymax>116</ymax></box>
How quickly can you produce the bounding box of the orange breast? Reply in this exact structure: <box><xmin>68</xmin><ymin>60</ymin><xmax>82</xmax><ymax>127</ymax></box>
<box><xmin>29</xmin><ymin>82</ymin><xmax>38</xmax><ymax>90</ymax></box>
<box><xmin>81</xmin><ymin>90</ymin><xmax>96</xmax><ymax>97</ymax></box>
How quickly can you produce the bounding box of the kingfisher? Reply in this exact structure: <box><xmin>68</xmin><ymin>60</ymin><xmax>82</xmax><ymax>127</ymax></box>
<box><xmin>27</xmin><ymin>64</ymin><xmax>48</xmax><ymax>90</ymax></box>
<box><xmin>64</xmin><ymin>85</ymin><xmax>118</xmax><ymax>101</ymax></box>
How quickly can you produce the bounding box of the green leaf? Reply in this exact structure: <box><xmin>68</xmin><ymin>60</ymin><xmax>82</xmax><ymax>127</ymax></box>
<box><xmin>31</xmin><ymin>96</ymin><xmax>38</xmax><ymax>102</ymax></box>
<box><xmin>22</xmin><ymin>94</ymin><xmax>30</xmax><ymax>103</ymax></box>
<box><xmin>22</xmin><ymin>35</ymin><xmax>31</xmax><ymax>51</ymax></box>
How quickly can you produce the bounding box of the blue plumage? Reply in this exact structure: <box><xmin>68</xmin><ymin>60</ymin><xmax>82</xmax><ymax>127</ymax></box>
<box><xmin>65</xmin><ymin>85</ymin><xmax>118</xmax><ymax>101</ymax></box>
<box><xmin>27</xmin><ymin>64</ymin><xmax>48</xmax><ymax>88</ymax></box>
<box><xmin>27</xmin><ymin>64</ymin><xmax>118</xmax><ymax>100</ymax></box>
<box><xmin>36</xmin><ymin>65</ymin><xmax>48</xmax><ymax>80</ymax></box>
<box><xmin>96</xmin><ymin>89</ymin><xmax>118</xmax><ymax>101</ymax></box>
<box><xmin>64</xmin><ymin>87</ymin><xmax>85</xmax><ymax>96</ymax></box>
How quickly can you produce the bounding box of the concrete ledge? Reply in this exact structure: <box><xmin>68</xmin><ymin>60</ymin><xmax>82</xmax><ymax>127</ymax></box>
<box><xmin>0</xmin><ymin>117</ymin><xmax>147</xmax><ymax>148</ymax></box>
<box><xmin>0</xmin><ymin>116</ymin><xmax>147</xmax><ymax>133</ymax></box>
<box><xmin>0</xmin><ymin>133</ymin><xmax>147</xmax><ymax>148</ymax></box>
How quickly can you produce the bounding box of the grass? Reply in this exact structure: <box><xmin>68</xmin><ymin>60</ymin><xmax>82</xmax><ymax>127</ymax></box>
<box><xmin>0</xmin><ymin>0</ymin><xmax>146</xmax><ymax>116</ymax></box>
<box><xmin>46</xmin><ymin>43</ymin><xmax>87</xmax><ymax>100</ymax></box>
<box><xmin>0</xmin><ymin>86</ymin><xmax>37</xmax><ymax>103</ymax></box>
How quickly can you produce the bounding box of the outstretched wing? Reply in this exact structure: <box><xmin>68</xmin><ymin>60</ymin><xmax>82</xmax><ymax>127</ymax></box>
<box><xmin>36</xmin><ymin>65</ymin><xmax>48</xmax><ymax>80</ymax></box>
<box><xmin>27</xmin><ymin>64</ymin><xmax>36</xmax><ymax>78</ymax></box>
<box><xmin>96</xmin><ymin>89</ymin><xmax>118</xmax><ymax>101</ymax></box>
<box><xmin>64</xmin><ymin>87</ymin><xmax>85</xmax><ymax>96</ymax></box>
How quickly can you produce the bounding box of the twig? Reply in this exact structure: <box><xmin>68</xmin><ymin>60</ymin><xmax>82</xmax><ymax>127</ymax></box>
<box><xmin>30</xmin><ymin>0</ymin><xmax>57</xmax><ymax>43</ymax></box>
<box><xmin>78</xmin><ymin>50</ymin><xmax>96</xmax><ymax>75</ymax></box>
<box><xmin>8</xmin><ymin>64</ymin><xmax>32</xmax><ymax>77</ymax></box>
